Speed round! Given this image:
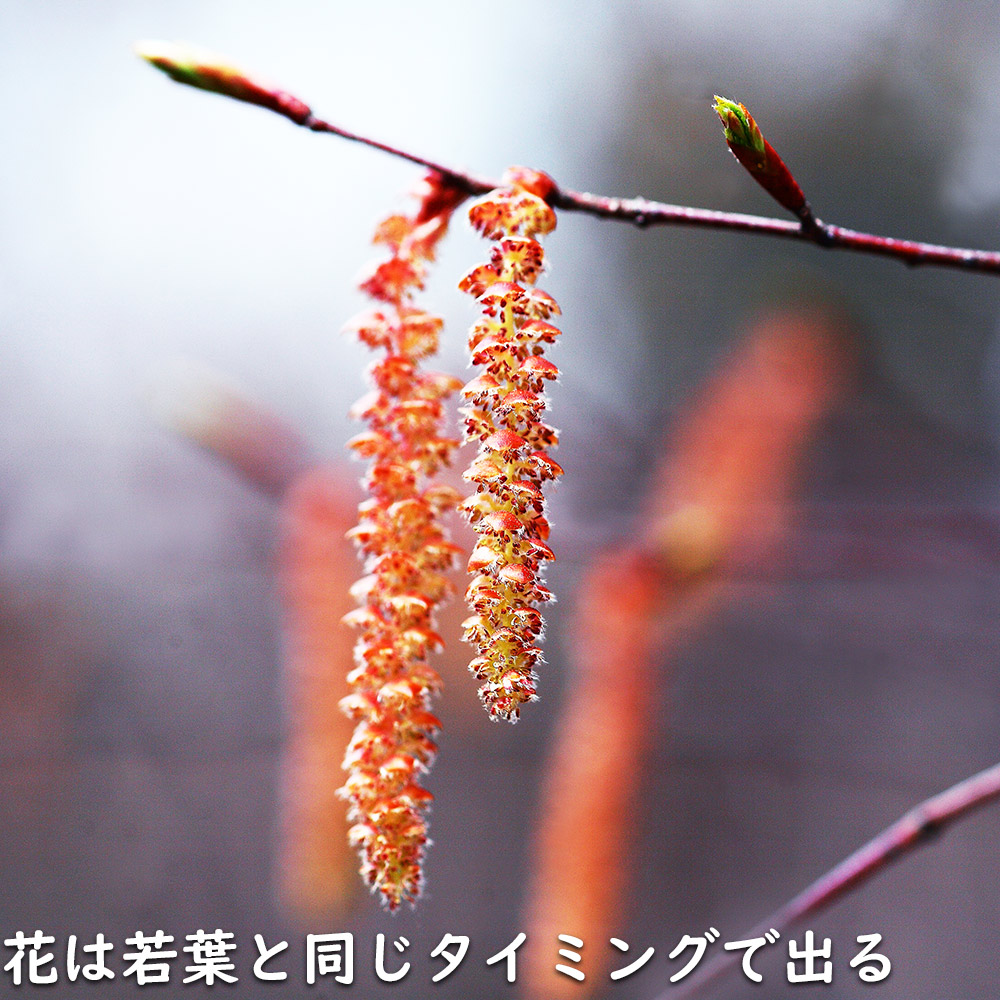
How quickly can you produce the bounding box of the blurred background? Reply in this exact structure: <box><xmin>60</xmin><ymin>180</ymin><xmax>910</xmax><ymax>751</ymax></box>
<box><xmin>2</xmin><ymin>0</ymin><xmax>1000</xmax><ymax>997</ymax></box>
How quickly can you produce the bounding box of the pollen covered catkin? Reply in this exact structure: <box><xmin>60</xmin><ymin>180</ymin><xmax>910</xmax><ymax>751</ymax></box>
<box><xmin>458</xmin><ymin>168</ymin><xmax>563</xmax><ymax>723</ymax></box>
<box><xmin>340</xmin><ymin>172</ymin><xmax>464</xmax><ymax>909</ymax></box>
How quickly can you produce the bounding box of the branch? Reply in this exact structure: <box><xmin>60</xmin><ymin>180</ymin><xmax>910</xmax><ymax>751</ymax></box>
<box><xmin>666</xmin><ymin>761</ymin><xmax>1000</xmax><ymax>1000</ymax></box>
<box><xmin>137</xmin><ymin>41</ymin><xmax>1000</xmax><ymax>278</ymax></box>
<box><xmin>549</xmin><ymin>191</ymin><xmax>1000</xmax><ymax>275</ymax></box>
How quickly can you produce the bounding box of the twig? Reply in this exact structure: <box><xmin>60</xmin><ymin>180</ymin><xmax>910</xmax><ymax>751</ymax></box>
<box><xmin>303</xmin><ymin>116</ymin><xmax>496</xmax><ymax>196</ymax></box>
<box><xmin>553</xmin><ymin>190</ymin><xmax>1000</xmax><ymax>275</ymax></box>
<box><xmin>666</xmin><ymin>761</ymin><xmax>1000</xmax><ymax>1000</ymax></box>
<box><xmin>137</xmin><ymin>40</ymin><xmax>1000</xmax><ymax>278</ymax></box>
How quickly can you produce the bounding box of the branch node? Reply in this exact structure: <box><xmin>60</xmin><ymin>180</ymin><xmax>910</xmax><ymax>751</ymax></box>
<box><xmin>800</xmin><ymin>213</ymin><xmax>834</xmax><ymax>247</ymax></box>
<box><xmin>913</xmin><ymin>811</ymin><xmax>944</xmax><ymax>843</ymax></box>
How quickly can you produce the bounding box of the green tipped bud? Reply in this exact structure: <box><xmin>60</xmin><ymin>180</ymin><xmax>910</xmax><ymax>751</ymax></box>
<box><xmin>712</xmin><ymin>95</ymin><xmax>809</xmax><ymax>219</ymax></box>
<box><xmin>713</xmin><ymin>96</ymin><xmax>765</xmax><ymax>155</ymax></box>
<box><xmin>135</xmin><ymin>40</ymin><xmax>312</xmax><ymax>125</ymax></box>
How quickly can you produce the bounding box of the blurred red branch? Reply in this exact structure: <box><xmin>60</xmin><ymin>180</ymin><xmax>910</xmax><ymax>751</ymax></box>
<box><xmin>669</xmin><ymin>760</ymin><xmax>1000</xmax><ymax>1000</ymax></box>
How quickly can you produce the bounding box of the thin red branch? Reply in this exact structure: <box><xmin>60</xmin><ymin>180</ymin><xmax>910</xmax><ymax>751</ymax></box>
<box><xmin>303</xmin><ymin>116</ymin><xmax>496</xmax><ymax>196</ymax></box>
<box><xmin>666</xmin><ymin>761</ymin><xmax>1000</xmax><ymax>1000</ymax></box>
<box><xmin>549</xmin><ymin>188</ymin><xmax>1000</xmax><ymax>273</ymax></box>
<box><xmin>303</xmin><ymin>112</ymin><xmax>1000</xmax><ymax>275</ymax></box>
<box><xmin>304</xmin><ymin>114</ymin><xmax>1000</xmax><ymax>276</ymax></box>
<box><xmin>140</xmin><ymin>43</ymin><xmax>1000</xmax><ymax>277</ymax></box>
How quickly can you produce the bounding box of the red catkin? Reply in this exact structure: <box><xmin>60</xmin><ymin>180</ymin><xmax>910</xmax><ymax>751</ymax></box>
<box><xmin>458</xmin><ymin>167</ymin><xmax>563</xmax><ymax>722</ymax></box>
<box><xmin>340</xmin><ymin>172</ymin><xmax>465</xmax><ymax>909</ymax></box>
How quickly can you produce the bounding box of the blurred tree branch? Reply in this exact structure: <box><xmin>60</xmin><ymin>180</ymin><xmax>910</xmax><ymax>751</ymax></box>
<box><xmin>669</xmin><ymin>760</ymin><xmax>1000</xmax><ymax>999</ymax></box>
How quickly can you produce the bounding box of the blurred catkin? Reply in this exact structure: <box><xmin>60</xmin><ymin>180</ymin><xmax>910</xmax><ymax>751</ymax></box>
<box><xmin>277</xmin><ymin>467</ymin><xmax>361</xmax><ymax>919</ymax></box>
<box><xmin>521</xmin><ymin>549</ymin><xmax>662</xmax><ymax>996</ymax></box>
<box><xmin>521</xmin><ymin>301</ymin><xmax>854</xmax><ymax>998</ymax></box>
